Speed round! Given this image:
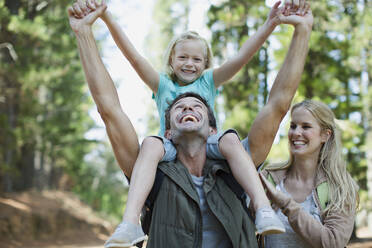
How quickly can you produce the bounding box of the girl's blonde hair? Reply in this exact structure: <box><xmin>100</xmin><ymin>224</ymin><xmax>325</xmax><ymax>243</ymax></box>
<box><xmin>163</xmin><ymin>31</ymin><xmax>213</xmax><ymax>82</ymax></box>
<box><xmin>267</xmin><ymin>100</ymin><xmax>359</xmax><ymax>214</ymax></box>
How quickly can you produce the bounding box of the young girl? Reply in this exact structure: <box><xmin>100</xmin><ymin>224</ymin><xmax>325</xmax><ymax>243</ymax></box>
<box><xmin>71</xmin><ymin>0</ymin><xmax>293</xmax><ymax>246</ymax></box>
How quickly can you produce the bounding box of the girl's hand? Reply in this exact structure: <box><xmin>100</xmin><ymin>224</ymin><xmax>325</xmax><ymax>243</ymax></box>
<box><xmin>266</xmin><ymin>1</ymin><xmax>284</xmax><ymax>27</ymax></box>
<box><xmin>259</xmin><ymin>172</ymin><xmax>291</xmax><ymax>209</ymax></box>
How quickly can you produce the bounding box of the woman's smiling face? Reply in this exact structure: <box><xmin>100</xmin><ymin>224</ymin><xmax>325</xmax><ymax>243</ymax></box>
<box><xmin>288</xmin><ymin>107</ymin><xmax>328</xmax><ymax>157</ymax></box>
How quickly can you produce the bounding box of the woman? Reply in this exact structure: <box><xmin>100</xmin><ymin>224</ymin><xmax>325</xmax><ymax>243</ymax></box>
<box><xmin>260</xmin><ymin>100</ymin><xmax>359</xmax><ymax>248</ymax></box>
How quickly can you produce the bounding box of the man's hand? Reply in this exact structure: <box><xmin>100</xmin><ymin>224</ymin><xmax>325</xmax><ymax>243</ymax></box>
<box><xmin>284</xmin><ymin>0</ymin><xmax>307</xmax><ymax>15</ymax></box>
<box><xmin>267</xmin><ymin>1</ymin><xmax>312</xmax><ymax>30</ymax></box>
<box><xmin>280</xmin><ymin>4</ymin><xmax>313</xmax><ymax>30</ymax></box>
<box><xmin>67</xmin><ymin>0</ymin><xmax>107</xmax><ymax>34</ymax></box>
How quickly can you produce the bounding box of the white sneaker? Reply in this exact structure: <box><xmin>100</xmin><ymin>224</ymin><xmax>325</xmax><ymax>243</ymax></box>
<box><xmin>255</xmin><ymin>206</ymin><xmax>285</xmax><ymax>235</ymax></box>
<box><xmin>104</xmin><ymin>221</ymin><xmax>147</xmax><ymax>248</ymax></box>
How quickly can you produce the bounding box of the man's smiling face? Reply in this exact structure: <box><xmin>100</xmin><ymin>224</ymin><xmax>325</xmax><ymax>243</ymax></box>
<box><xmin>166</xmin><ymin>96</ymin><xmax>212</xmax><ymax>140</ymax></box>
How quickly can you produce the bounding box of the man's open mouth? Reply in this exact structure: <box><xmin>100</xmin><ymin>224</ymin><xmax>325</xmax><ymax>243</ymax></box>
<box><xmin>178</xmin><ymin>112</ymin><xmax>200</xmax><ymax>124</ymax></box>
<box><xmin>181</xmin><ymin>114</ymin><xmax>198</xmax><ymax>123</ymax></box>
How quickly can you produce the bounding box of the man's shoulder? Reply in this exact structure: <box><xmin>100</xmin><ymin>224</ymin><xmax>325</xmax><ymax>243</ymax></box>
<box><xmin>158</xmin><ymin>158</ymin><xmax>230</xmax><ymax>178</ymax></box>
<box><xmin>157</xmin><ymin>160</ymin><xmax>192</xmax><ymax>184</ymax></box>
<box><xmin>157</xmin><ymin>160</ymin><xmax>181</xmax><ymax>173</ymax></box>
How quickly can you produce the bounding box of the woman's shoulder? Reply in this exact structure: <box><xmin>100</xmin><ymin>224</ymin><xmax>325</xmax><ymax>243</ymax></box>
<box><xmin>262</xmin><ymin>165</ymin><xmax>288</xmax><ymax>185</ymax></box>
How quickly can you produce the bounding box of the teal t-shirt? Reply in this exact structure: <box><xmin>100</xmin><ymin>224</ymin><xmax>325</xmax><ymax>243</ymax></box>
<box><xmin>154</xmin><ymin>69</ymin><xmax>218</xmax><ymax>135</ymax></box>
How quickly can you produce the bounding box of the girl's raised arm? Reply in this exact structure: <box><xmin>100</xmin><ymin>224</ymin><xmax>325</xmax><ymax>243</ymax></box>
<box><xmin>100</xmin><ymin>9</ymin><xmax>159</xmax><ymax>93</ymax></box>
<box><xmin>68</xmin><ymin>1</ymin><xmax>140</xmax><ymax>177</ymax></box>
<box><xmin>213</xmin><ymin>1</ymin><xmax>282</xmax><ymax>88</ymax></box>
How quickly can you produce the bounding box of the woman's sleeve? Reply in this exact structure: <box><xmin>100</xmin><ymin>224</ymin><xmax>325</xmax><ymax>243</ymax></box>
<box><xmin>280</xmin><ymin>198</ymin><xmax>355</xmax><ymax>248</ymax></box>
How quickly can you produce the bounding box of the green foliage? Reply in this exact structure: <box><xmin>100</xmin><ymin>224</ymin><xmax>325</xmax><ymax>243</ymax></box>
<box><xmin>0</xmin><ymin>0</ymin><xmax>92</xmax><ymax>192</ymax></box>
<box><xmin>73</xmin><ymin>142</ymin><xmax>128</xmax><ymax>219</ymax></box>
<box><xmin>0</xmin><ymin>0</ymin><xmax>130</xmax><ymax>219</ymax></box>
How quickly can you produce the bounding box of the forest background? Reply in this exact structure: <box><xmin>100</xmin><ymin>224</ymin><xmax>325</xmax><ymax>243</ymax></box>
<box><xmin>0</xmin><ymin>0</ymin><xmax>371</xmax><ymax>236</ymax></box>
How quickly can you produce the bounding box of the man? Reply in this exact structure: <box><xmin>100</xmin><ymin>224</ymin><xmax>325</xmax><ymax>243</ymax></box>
<box><xmin>68</xmin><ymin>0</ymin><xmax>312</xmax><ymax>246</ymax></box>
<box><xmin>147</xmin><ymin>92</ymin><xmax>258</xmax><ymax>247</ymax></box>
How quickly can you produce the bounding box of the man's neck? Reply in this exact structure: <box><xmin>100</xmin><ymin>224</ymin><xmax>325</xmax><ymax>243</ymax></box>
<box><xmin>175</xmin><ymin>134</ymin><xmax>207</xmax><ymax>177</ymax></box>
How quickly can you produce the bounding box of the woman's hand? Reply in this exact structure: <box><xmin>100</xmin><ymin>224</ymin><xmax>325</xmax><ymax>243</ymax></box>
<box><xmin>259</xmin><ymin>172</ymin><xmax>291</xmax><ymax>209</ymax></box>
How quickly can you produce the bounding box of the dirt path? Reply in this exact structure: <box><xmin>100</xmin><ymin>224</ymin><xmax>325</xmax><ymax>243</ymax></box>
<box><xmin>38</xmin><ymin>246</ymin><xmax>103</xmax><ymax>248</ymax></box>
<box><xmin>7</xmin><ymin>245</ymin><xmax>104</xmax><ymax>248</ymax></box>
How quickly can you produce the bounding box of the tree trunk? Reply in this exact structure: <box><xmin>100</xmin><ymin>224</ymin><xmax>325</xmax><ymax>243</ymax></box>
<box><xmin>1</xmin><ymin>77</ymin><xmax>20</xmax><ymax>192</ymax></box>
<box><xmin>15</xmin><ymin>142</ymin><xmax>36</xmax><ymax>191</ymax></box>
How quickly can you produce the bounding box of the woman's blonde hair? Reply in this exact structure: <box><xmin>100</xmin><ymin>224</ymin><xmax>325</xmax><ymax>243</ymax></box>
<box><xmin>267</xmin><ymin>100</ymin><xmax>359</xmax><ymax>214</ymax></box>
<box><xmin>163</xmin><ymin>31</ymin><xmax>213</xmax><ymax>82</ymax></box>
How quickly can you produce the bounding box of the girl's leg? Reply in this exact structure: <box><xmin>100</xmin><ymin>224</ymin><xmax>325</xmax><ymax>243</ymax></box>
<box><xmin>217</xmin><ymin>132</ymin><xmax>284</xmax><ymax>235</ymax></box>
<box><xmin>105</xmin><ymin>136</ymin><xmax>165</xmax><ymax>247</ymax></box>
<box><xmin>123</xmin><ymin>136</ymin><xmax>165</xmax><ymax>224</ymax></box>
<box><xmin>219</xmin><ymin>132</ymin><xmax>270</xmax><ymax>210</ymax></box>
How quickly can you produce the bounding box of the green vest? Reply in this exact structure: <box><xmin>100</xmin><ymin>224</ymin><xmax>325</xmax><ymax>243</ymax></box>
<box><xmin>146</xmin><ymin>159</ymin><xmax>258</xmax><ymax>248</ymax></box>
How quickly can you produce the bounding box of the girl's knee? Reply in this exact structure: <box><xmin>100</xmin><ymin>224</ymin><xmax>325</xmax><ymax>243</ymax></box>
<box><xmin>219</xmin><ymin>132</ymin><xmax>240</xmax><ymax>147</ymax></box>
<box><xmin>218</xmin><ymin>132</ymin><xmax>242</xmax><ymax>157</ymax></box>
<box><xmin>142</xmin><ymin>136</ymin><xmax>163</xmax><ymax>146</ymax></box>
<box><xmin>141</xmin><ymin>136</ymin><xmax>164</xmax><ymax>154</ymax></box>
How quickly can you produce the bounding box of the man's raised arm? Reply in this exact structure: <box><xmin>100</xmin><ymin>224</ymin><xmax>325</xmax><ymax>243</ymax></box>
<box><xmin>68</xmin><ymin>0</ymin><xmax>139</xmax><ymax>177</ymax></box>
<box><xmin>248</xmin><ymin>6</ymin><xmax>313</xmax><ymax>167</ymax></box>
